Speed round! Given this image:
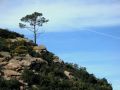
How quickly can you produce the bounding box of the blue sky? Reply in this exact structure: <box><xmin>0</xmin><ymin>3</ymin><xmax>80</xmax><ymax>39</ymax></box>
<box><xmin>0</xmin><ymin>0</ymin><xmax>120</xmax><ymax>90</ymax></box>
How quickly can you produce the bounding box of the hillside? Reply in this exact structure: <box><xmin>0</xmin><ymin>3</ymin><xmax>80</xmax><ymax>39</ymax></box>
<box><xmin>0</xmin><ymin>28</ymin><xmax>112</xmax><ymax>90</ymax></box>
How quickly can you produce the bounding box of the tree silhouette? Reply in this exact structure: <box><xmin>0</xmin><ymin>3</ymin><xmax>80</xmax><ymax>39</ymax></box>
<box><xmin>19</xmin><ymin>12</ymin><xmax>48</xmax><ymax>44</ymax></box>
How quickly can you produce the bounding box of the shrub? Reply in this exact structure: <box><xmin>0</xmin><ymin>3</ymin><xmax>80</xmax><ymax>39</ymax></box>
<box><xmin>22</xmin><ymin>69</ymin><xmax>41</xmax><ymax>85</ymax></box>
<box><xmin>30</xmin><ymin>51</ymin><xmax>40</xmax><ymax>57</ymax></box>
<box><xmin>0</xmin><ymin>38</ymin><xmax>9</xmax><ymax>51</ymax></box>
<box><xmin>11</xmin><ymin>46</ymin><xmax>28</xmax><ymax>56</ymax></box>
<box><xmin>0</xmin><ymin>28</ymin><xmax>24</xmax><ymax>39</ymax></box>
<box><xmin>40</xmin><ymin>51</ymin><xmax>54</xmax><ymax>63</ymax></box>
<box><xmin>0</xmin><ymin>77</ymin><xmax>20</xmax><ymax>90</ymax></box>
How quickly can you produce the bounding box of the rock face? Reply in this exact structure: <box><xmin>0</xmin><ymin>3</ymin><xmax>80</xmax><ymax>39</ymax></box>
<box><xmin>0</xmin><ymin>45</ymin><xmax>63</xmax><ymax>81</ymax></box>
<box><xmin>0</xmin><ymin>44</ymin><xmax>48</xmax><ymax>80</ymax></box>
<box><xmin>53</xmin><ymin>56</ymin><xmax>62</xmax><ymax>63</ymax></box>
<box><xmin>8</xmin><ymin>37</ymin><xmax>31</xmax><ymax>43</ymax></box>
<box><xmin>3</xmin><ymin>70</ymin><xmax>21</xmax><ymax>80</ymax></box>
<box><xmin>4</xmin><ymin>60</ymin><xmax>21</xmax><ymax>70</ymax></box>
<box><xmin>0</xmin><ymin>52</ymin><xmax>11</xmax><ymax>59</ymax></box>
<box><xmin>64</xmin><ymin>70</ymin><xmax>74</xmax><ymax>79</ymax></box>
<box><xmin>33</xmin><ymin>45</ymin><xmax>46</xmax><ymax>53</ymax></box>
<box><xmin>0</xmin><ymin>44</ymin><xmax>62</xmax><ymax>89</ymax></box>
<box><xmin>0</xmin><ymin>55</ymin><xmax>47</xmax><ymax>80</ymax></box>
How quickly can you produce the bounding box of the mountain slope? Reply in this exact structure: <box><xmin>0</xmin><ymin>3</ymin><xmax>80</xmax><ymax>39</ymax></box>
<box><xmin>0</xmin><ymin>28</ymin><xmax>112</xmax><ymax>90</ymax></box>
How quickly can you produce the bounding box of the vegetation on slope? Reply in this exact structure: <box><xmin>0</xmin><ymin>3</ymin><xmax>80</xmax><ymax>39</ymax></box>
<box><xmin>0</xmin><ymin>28</ymin><xmax>24</xmax><ymax>39</ymax></box>
<box><xmin>0</xmin><ymin>28</ymin><xmax>112</xmax><ymax>90</ymax></box>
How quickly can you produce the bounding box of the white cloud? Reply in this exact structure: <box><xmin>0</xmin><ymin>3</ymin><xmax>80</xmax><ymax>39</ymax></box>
<box><xmin>0</xmin><ymin>0</ymin><xmax>120</xmax><ymax>32</ymax></box>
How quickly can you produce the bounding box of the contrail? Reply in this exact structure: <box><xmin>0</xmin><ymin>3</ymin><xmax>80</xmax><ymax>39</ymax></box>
<box><xmin>85</xmin><ymin>29</ymin><xmax>120</xmax><ymax>40</ymax></box>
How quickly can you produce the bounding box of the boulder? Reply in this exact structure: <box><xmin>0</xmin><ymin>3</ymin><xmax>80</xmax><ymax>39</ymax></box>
<box><xmin>53</xmin><ymin>59</ymin><xmax>62</xmax><ymax>63</ymax></box>
<box><xmin>33</xmin><ymin>45</ymin><xmax>46</xmax><ymax>53</ymax></box>
<box><xmin>25</xmin><ymin>54</ymin><xmax>31</xmax><ymax>58</ymax></box>
<box><xmin>20</xmin><ymin>60</ymin><xmax>31</xmax><ymax>67</ymax></box>
<box><xmin>32</xmin><ymin>58</ymin><xmax>45</xmax><ymax>62</ymax></box>
<box><xmin>13</xmin><ymin>56</ymin><xmax>23</xmax><ymax>61</ymax></box>
<box><xmin>0</xmin><ymin>52</ymin><xmax>11</xmax><ymax>60</ymax></box>
<box><xmin>64</xmin><ymin>70</ymin><xmax>73</xmax><ymax>79</ymax></box>
<box><xmin>0</xmin><ymin>61</ymin><xmax>8</xmax><ymax>66</ymax></box>
<box><xmin>53</xmin><ymin>56</ymin><xmax>62</xmax><ymax>63</ymax></box>
<box><xmin>4</xmin><ymin>59</ymin><xmax>21</xmax><ymax>70</ymax></box>
<box><xmin>0</xmin><ymin>58</ymin><xmax>4</xmax><ymax>62</ymax></box>
<box><xmin>16</xmin><ymin>37</ymin><xmax>31</xmax><ymax>42</ymax></box>
<box><xmin>2</xmin><ymin>70</ymin><xmax>21</xmax><ymax>77</ymax></box>
<box><xmin>32</xmin><ymin>85</ymin><xmax>38</xmax><ymax>89</ymax></box>
<box><xmin>23</xmin><ymin>54</ymin><xmax>32</xmax><ymax>60</ymax></box>
<box><xmin>9</xmin><ymin>39</ymin><xmax>17</xmax><ymax>42</ymax></box>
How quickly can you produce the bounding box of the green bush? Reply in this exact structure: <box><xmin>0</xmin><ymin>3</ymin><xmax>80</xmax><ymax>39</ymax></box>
<box><xmin>0</xmin><ymin>38</ymin><xmax>9</xmax><ymax>51</ymax></box>
<box><xmin>40</xmin><ymin>51</ymin><xmax>54</xmax><ymax>63</ymax></box>
<box><xmin>0</xmin><ymin>28</ymin><xmax>24</xmax><ymax>39</ymax></box>
<box><xmin>30</xmin><ymin>51</ymin><xmax>40</xmax><ymax>57</ymax></box>
<box><xmin>22</xmin><ymin>69</ymin><xmax>41</xmax><ymax>85</ymax></box>
<box><xmin>0</xmin><ymin>77</ymin><xmax>20</xmax><ymax>90</ymax></box>
<box><xmin>11</xmin><ymin>46</ymin><xmax>28</xmax><ymax>56</ymax></box>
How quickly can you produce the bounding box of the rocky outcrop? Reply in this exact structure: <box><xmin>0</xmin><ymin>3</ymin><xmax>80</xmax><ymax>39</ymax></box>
<box><xmin>0</xmin><ymin>61</ymin><xmax>8</xmax><ymax>66</ymax></box>
<box><xmin>64</xmin><ymin>70</ymin><xmax>74</xmax><ymax>79</ymax></box>
<box><xmin>53</xmin><ymin>56</ymin><xmax>62</xmax><ymax>63</ymax></box>
<box><xmin>7</xmin><ymin>37</ymin><xmax>31</xmax><ymax>43</ymax></box>
<box><xmin>0</xmin><ymin>52</ymin><xmax>11</xmax><ymax>59</ymax></box>
<box><xmin>0</xmin><ymin>44</ymin><xmax>48</xmax><ymax>83</ymax></box>
<box><xmin>2</xmin><ymin>70</ymin><xmax>21</xmax><ymax>80</ymax></box>
<box><xmin>33</xmin><ymin>45</ymin><xmax>46</xmax><ymax>53</ymax></box>
<box><xmin>0</xmin><ymin>55</ymin><xmax>47</xmax><ymax>80</ymax></box>
<box><xmin>0</xmin><ymin>45</ymin><xmax>62</xmax><ymax>81</ymax></box>
<box><xmin>4</xmin><ymin>60</ymin><xmax>21</xmax><ymax>70</ymax></box>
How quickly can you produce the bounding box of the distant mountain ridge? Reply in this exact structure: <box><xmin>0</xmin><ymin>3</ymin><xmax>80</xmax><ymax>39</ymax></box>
<box><xmin>0</xmin><ymin>28</ymin><xmax>112</xmax><ymax>90</ymax></box>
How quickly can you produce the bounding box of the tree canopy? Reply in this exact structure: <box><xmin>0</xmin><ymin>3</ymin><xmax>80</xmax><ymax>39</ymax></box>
<box><xmin>19</xmin><ymin>12</ymin><xmax>48</xmax><ymax>44</ymax></box>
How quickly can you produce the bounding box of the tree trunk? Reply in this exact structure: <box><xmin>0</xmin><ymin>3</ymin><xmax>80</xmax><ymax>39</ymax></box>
<box><xmin>34</xmin><ymin>32</ymin><xmax>37</xmax><ymax>44</ymax></box>
<box><xmin>34</xmin><ymin>25</ymin><xmax>37</xmax><ymax>44</ymax></box>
